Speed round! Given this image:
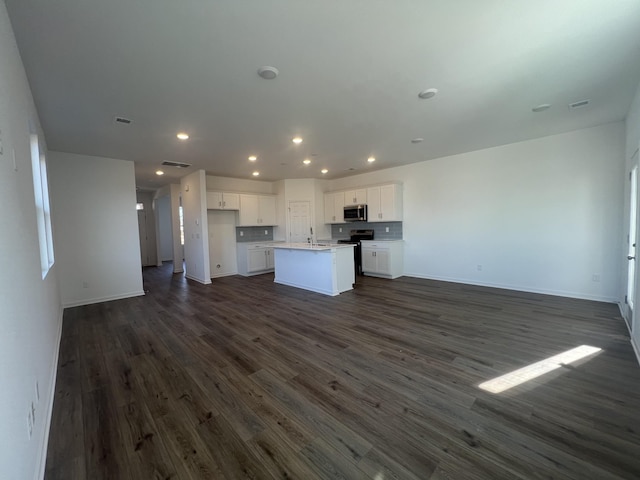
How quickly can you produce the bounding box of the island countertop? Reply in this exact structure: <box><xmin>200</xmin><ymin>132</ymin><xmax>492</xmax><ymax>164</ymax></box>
<box><xmin>273</xmin><ymin>243</ymin><xmax>355</xmax><ymax>295</ymax></box>
<box><xmin>273</xmin><ymin>243</ymin><xmax>353</xmax><ymax>251</ymax></box>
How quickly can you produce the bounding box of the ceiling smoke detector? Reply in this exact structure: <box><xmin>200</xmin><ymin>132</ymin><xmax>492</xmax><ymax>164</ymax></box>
<box><xmin>257</xmin><ymin>66</ymin><xmax>279</xmax><ymax>79</ymax></box>
<box><xmin>418</xmin><ymin>88</ymin><xmax>438</xmax><ymax>99</ymax></box>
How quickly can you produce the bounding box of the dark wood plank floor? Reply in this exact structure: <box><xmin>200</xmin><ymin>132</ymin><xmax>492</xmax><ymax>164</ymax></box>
<box><xmin>45</xmin><ymin>263</ymin><xmax>640</xmax><ymax>479</ymax></box>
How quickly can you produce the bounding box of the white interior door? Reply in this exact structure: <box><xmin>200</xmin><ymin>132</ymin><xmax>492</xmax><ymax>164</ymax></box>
<box><xmin>208</xmin><ymin>210</ymin><xmax>238</xmax><ymax>278</ymax></box>
<box><xmin>630</xmin><ymin>150</ymin><xmax>640</xmax><ymax>353</ymax></box>
<box><xmin>289</xmin><ymin>201</ymin><xmax>312</xmax><ymax>243</ymax></box>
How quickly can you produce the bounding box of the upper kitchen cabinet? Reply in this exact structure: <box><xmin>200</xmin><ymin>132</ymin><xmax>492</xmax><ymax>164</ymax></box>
<box><xmin>324</xmin><ymin>191</ymin><xmax>345</xmax><ymax>224</ymax></box>
<box><xmin>366</xmin><ymin>184</ymin><xmax>403</xmax><ymax>222</ymax></box>
<box><xmin>206</xmin><ymin>191</ymin><xmax>240</xmax><ymax>210</ymax></box>
<box><xmin>238</xmin><ymin>194</ymin><xmax>277</xmax><ymax>226</ymax></box>
<box><xmin>344</xmin><ymin>189</ymin><xmax>367</xmax><ymax>206</ymax></box>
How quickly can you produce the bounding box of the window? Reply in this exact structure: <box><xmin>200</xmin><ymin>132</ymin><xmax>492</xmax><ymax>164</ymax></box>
<box><xmin>179</xmin><ymin>205</ymin><xmax>185</xmax><ymax>245</ymax></box>
<box><xmin>30</xmin><ymin>134</ymin><xmax>54</xmax><ymax>278</ymax></box>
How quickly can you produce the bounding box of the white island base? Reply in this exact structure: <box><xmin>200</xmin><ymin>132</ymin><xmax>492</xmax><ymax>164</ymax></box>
<box><xmin>273</xmin><ymin>244</ymin><xmax>355</xmax><ymax>296</ymax></box>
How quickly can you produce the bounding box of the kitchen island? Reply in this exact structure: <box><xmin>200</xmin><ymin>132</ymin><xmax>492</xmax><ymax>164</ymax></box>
<box><xmin>273</xmin><ymin>243</ymin><xmax>355</xmax><ymax>296</ymax></box>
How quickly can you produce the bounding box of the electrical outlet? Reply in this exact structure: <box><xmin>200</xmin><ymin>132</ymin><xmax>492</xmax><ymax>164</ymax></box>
<box><xmin>339</xmin><ymin>227</ymin><xmax>342</xmax><ymax>233</ymax></box>
<box><xmin>240</xmin><ymin>231</ymin><xmax>244</xmax><ymax>237</ymax></box>
<box><xmin>385</xmin><ymin>227</ymin><xmax>390</xmax><ymax>233</ymax></box>
<box><xmin>83</xmin><ymin>281</ymin><xmax>89</xmax><ymax>289</ymax></box>
<box><xmin>264</xmin><ymin>230</ymin><xmax>268</xmax><ymax>235</ymax></box>
<box><xmin>592</xmin><ymin>274</ymin><xmax>601</xmax><ymax>282</ymax></box>
<box><xmin>477</xmin><ymin>265</ymin><xmax>483</xmax><ymax>271</ymax></box>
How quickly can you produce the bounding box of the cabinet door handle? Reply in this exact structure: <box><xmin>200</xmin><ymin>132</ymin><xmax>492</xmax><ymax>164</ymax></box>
<box><xmin>218</xmin><ymin>201</ymin><xmax>222</xmax><ymax>207</ymax></box>
<box><xmin>223</xmin><ymin>201</ymin><xmax>226</xmax><ymax>207</ymax></box>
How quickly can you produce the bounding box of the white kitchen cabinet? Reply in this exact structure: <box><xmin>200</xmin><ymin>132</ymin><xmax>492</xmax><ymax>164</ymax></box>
<box><xmin>238</xmin><ymin>194</ymin><xmax>277</xmax><ymax>226</ymax></box>
<box><xmin>361</xmin><ymin>240</ymin><xmax>403</xmax><ymax>279</ymax></box>
<box><xmin>206</xmin><ymin>191</ymin><xmax>240</xmax><ymax>210</ymax></box>
<box><xmin>237</xmin><ymin>242</ymin><xmax>279</xmax><ymax>276</ymax></box>
<box><xmin>344</xmin><ymin>188</ymin><xmax>367</xmax><ymax>206</ymax></box>
<box><xmin>258</xmin><ymin>195</ymin><xmax>277</xmax><ymax>225</ymax></box>
<box><xmin>324</xmin><ymin>191</ymin><xmax>345</xmax><ymax>224</ymax></box>
<box><xmin>366</xmin><ymin>184</ymin><xmax>402</xmax><ymax>222</ymax></box>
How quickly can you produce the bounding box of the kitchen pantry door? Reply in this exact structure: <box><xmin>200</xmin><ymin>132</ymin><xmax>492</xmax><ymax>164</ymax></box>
<box><xmin>208</xmin><ymin>210</ymin><xmax>238</xmax><ymax>278</ymax></box>
<box><xmin>289</xmin><ymin>201</ymin><xmax>312</xmax><ymax>243</ymax></box>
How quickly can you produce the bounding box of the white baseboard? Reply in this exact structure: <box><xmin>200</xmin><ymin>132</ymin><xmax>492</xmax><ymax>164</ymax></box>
<box><xmin>185</xmin><ymin>274</ymin><xmax>211</xmax><ymax>285</ymax></box>
<box><xmin>632</xmin><ymin>337</ymin><xmax>640</xmax><ymax>367</ymax></box>
<box><xmin>62</xmin><ymin>290</ymin><xmax>145</xmax><ymax>308</ymax></box>
<box><xmin>34</xmin><ymin>305</ymin><xmax>64</xmax><ymax>480</ymax></box>
<box><xmin>403</xmin><ymin>272</ymin><xmax>618</xmax><ymax>303</ymax></box>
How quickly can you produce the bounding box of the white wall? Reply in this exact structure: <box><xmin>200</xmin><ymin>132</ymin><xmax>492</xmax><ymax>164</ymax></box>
<box><xmin>277</xmin><ymin>179</ymin><xmax>331</xmax><ymax>242</ymax></box>
<box><xmin>0</xmin><ymin>2</ymin><xmax>63</xmax><ymax>478</ymax></box>
<box><xmin>330</xmin><ymin>122</ymin><xmax>625</xmax><ymax>302</ymax></box>
<box><xmin>181</xmin><ymin>170</ymin><xmax>211</xmax><ymax>283</ymax></box>
<box><xmin>155</xmin><ymin>195</ymin><xmax>173</xmax><ymax>262</ymax></box>
<box><xmin>136</xmin><ymin>190</ymin><xmax>158</xmax><ymax>266</ymax></box>
<box><xmin>206</xmin><ymin>174</ymin><xmax>273</xmax><ymax>194</ymax></box>
<box><xmin>273</xmin><ymin>180</ymin><xmax>287</xmax><ymax>241</ymax></box>
<box><xmin>49</xmin><ymin>151</ymin><xmax>144</xmax><ymax>307</ymax></box>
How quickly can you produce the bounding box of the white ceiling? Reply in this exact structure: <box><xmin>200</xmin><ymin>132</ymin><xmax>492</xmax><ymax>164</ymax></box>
<box><xmin>6</xmin><ymin>0</ymin><xmax>640</xmax><ymax>188</ymax></box>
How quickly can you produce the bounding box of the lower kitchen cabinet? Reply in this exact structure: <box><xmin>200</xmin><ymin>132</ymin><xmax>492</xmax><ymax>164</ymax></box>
<box><xmin>237</xmin><ymin>242</ymin><xmax>280</xmax><ymax>276</ymax></box>
<box><xmin>360</xmin><ymin>240</ymin><xmax>403</xmax><ymax>279</ymax></box>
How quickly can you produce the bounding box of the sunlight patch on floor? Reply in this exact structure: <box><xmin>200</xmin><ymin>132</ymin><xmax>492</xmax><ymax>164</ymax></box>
<box><xmin>478</xmin><ymin>345</ymin><xmax>602</xmax><ymax>394</ymax></box>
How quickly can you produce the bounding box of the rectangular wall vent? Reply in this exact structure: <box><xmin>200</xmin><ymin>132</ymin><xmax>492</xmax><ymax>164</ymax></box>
<box><xmin>569</xmin><ymin>100</ymin><xmax>590</xmax><ymax>110</ymax></box>
<box><xmin>114</xmin><ymin>116</ymin><xmax>132</xmax><ymax>124</ymax></box>
<box><xmin>162</xmin><ymin>161</ymin><xmax>191</xmax><ymax>168</ymax></box>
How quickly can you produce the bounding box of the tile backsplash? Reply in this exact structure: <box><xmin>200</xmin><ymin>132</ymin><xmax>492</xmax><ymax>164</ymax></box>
<box><xmin>331</xmin><ymin>222</ymin><xmax>402</xmax><ymax>240</ymax></box>
<box><xmin>236</xmin><ymin>226</ymin><xmax>274</xmax><ymax>242</ymax></box>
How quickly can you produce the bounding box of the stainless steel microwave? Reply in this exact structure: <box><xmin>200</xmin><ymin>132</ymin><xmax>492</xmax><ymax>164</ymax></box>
<box><xmin>344</xmin><ymin>204</ymin><xmax>367</xmax><ymax>222</ymax></box>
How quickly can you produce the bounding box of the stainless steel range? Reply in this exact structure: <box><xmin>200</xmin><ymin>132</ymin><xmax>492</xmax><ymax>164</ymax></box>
<box><xmin>337</xmin><ymin>229</ymin><xmax>374</xmax><ymax>275</ymax></box>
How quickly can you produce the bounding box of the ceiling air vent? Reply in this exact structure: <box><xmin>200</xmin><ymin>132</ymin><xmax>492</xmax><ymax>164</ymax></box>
<box><xmin>569</xmin><ymin>99</ymin><xmax>590</xmax><ymax>110</ymax></box>
<box><xmin>162</xmin><ymin>161</ymin><xmax>191</xmax><ymax>168</ymax></box>
<box><xmin>114</xmin><ymin>116</ymin><xmax>132</xmax><ymax>124</ymax></box>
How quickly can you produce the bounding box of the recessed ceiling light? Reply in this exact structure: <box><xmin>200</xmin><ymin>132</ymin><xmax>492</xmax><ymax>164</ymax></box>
<box><xmin>418</xmin><ymin>88</ymin><xmax>438</xmax><ymax>99</ymax></box>
<box><xmin>252</xmin><ymin>171</ymin><xmax>260</xmax><ymax>176</ymax></box>
<box><xmin>292</xmin><ymin>137</ymin><xmax>303</xmax><ymax>144</ymax></box>
<box><xmin>367</xmin><ymin>157</ymin><xmax>376</xmax><ymax>163</ymax></box>
<box><xmin>177</xmin><ymin>132</ymin><xmax>189</xmax><ymax>140</ymax></box>
<box><xmin>248</xmin><ymin>155</ymin><xmax>257</xmax><ymax>161</ymax></box>
<box><xmin>532</xmin><ymin>104</ymin><xmax>552</xmax><ymax>113</ymax></box>
<box><xmin>155</xmin><ymin>170</ymin><xmax>164</xmax><ymax>176</ymax></box>
<box><xmin>303</xmin><ymin>159</ymin><xmax>311</xmax><ymax>165</ymax></box>
<box><xmin>257</xmin><ymin>66</ymin><xmax>279</xmax><ymax>80</ymax></box>
<box><xmin>411</xmin><ymin>138</ymin><xmax>424</xmax><ymax>143</ymax></box>
<box><xmin>321</xmin><ymin>169</ymin><xmax>328</xmax><ymax>174</ymax></box>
